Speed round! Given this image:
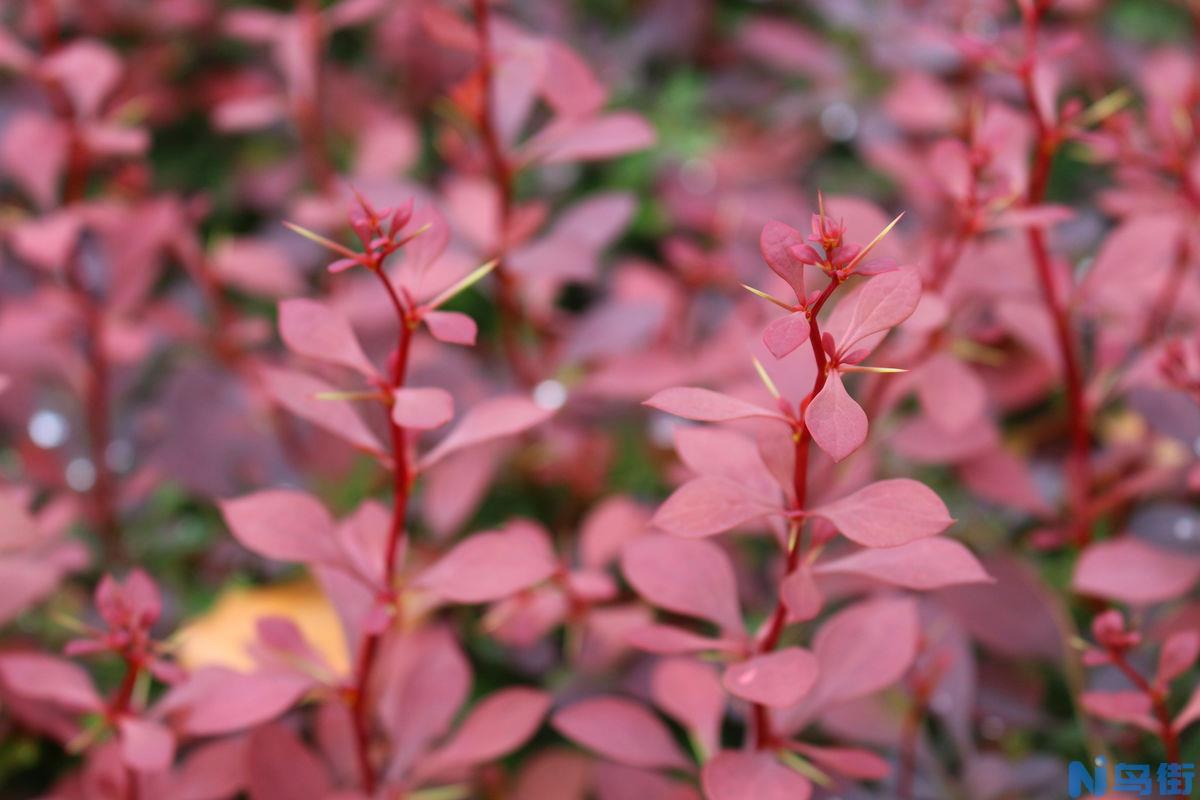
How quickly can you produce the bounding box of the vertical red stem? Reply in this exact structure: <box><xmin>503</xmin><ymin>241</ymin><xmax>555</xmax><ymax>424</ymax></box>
<box><xmin>1109</xmin><ymin>651</ymin><xmax>1183</xmax><ymax>771</ymax></box>
<box><xmin>1019</xmin><ymin>7</ymin><xmax>1091</xmax><ymax>546</ymax></box>
<box><xmin>472</xmin><ymin>0</ymin><xmax>539</xmax><ymax>387</ymax></box>
<box><xmin>348</xmin><ymin>267</ymin><xmax>416</xmax><ymax>794</ymax></box>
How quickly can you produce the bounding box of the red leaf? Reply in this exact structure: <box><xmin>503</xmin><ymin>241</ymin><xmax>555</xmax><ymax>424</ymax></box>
<box><xmin>419</xmin><ymin>688</ymin><xmax>550</xmax><ymax>779</ymax></box>
<box><xmin>1157</xmin><ymin>631</ymin><xmax>1200</xmax><ymax>688</ymax></box>
<box><xmin>804</xmin><ymin>372</ymin><xmax>867</xmax><ymax>462</ymax></box>
<box><xmin>219</xmin><ymin>490</ymin><xmax>341</xmax><ymax>565</ymax></box>
<box><xmin>261</xmin><ymin>367</ymin><xmax>386</xmax><ymax>456</ymax></box>
<box><xmin>780</xmin><ymin>568</ymin><xmax>824</xmax><ymax>623</ymax></box>
<box><xmin>118</xmin><ymin>717</ymin><xmax>175</xmax><ymax>773</ymax></box>
<box><xmin>814</xmin><ymin>537</ymin><xmax>992</xmax><ymax>589</ymax></box>
<box><xmin>1081</xmin><ymin>691</ymin><xmax>1157</xmax><ymax>732</ymax></box>
<box><xmin>625</xmin><ymin>624</ymin><xmax>738</xmax><ymax>655</ymax></box>
<box><xmin>419</xmin><ymin>395</ymin><xmax>554</xmax><ymax>469</ymax></box>
<box><xmin>526</xmin><ymin>112</ymin><xmax>655</xmax><ymax>164</ymax></box>
<box><xmin>809</xmin><ymin>478</ymin><xmax>953</xmax><ymax>547</ymax></box>
<box><xmin>650</xmin><ymin>658</ymin><xmax>724</xmax><ymax>755</ymax></box>
<box><xmin>622</xmin><ymin>535</ymin><xmax>743</xmax><ymax>635</ymax></box>
<box><xmin>759</xmin><ymin>221</ymin><xmax>808</xmax><ymax>300</ymax></box>
<box><xmin>644</xmin><ymin>387</ymin><xmax>787</xmax><ymax>423</ymax></box>
<box><xmin>808</xmin><ymin>597</ymin><xmax>918</xmax><ymax>708</ymax></box>
<box><xmin>834</xmin><ymin>269</ymin><xmax>921</xmax><ymax>353</ymax></box>
<box><xmin>278</xmin><ymin>299</ymin><xmax>375</xmax><ymax>377</ymax></box>
<box><xmin>651</xmin><ymin>477</ymin><xmax>774</xmax><ymax>538</ymax></box>
<box><xmin>790</xmin><ymin>743</ymin><xmax>889</xmax><ymax>780</ymax></box>
<box><xmin>0</xmin><ymin>652</ymin><xmax>102</xmax><ymax>712</ymax></box>
<box><xmin>392</xmin><ymin>387</ymin><xmax>454</xmax><ymax>430</ymax></box>
<box><xmin>156</xmin><ymin>667</ymin><xmax>311</xmax><ymax>736</ymax></box>
<box><xmin>416</xmin><ymin>522</ymin><xmax>558</xmax><ymax>603</ymax></box>
<box><xmin>423</xmin><ymin>310</ymin><xmax>478</xmax><ymax>346</ymax></box>
<box><xmin>763</xmin><ymin>312</ymin><xmax>809</xmax><ymax>360</ymax></box>
<box><xmin>915</xmin><ymin>353</ymin><xmax>986</xmax><ymax>433</ymax></box>
<box><xmin>721</xmin><ymin>647</ymin><xmax>819</xmax><ymax>708</ymax></box>
<box><xmin>551</xmin><ymin>696</ymin><xmax>689</xmax><ymax>770</ymax></box>
<box><xmin>702</xmin><ymin>751</ymin><xmax>812</xmax><ymax>800</ymax></box>
<box><xmin>245</xmin><ymin>723</ymin><xmax>331</xmax><ymax>800</ymax></box>
<box><xmin>1073</xmin><ymin>538</ymin><xmax>1200</xmax><ymax>605</ymax></box>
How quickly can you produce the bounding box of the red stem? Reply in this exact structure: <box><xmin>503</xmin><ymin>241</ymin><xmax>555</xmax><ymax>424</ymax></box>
<box><xmin>1109</xmin><ymin>650</ymin><xmax>1182</xmax><ymax>770</ymax></box>
<box><xmin>751</xmin><ymin>275</ymin><xmax>841</xmax><ymax>748</ymax></box>
<box><xmin>347</xmin><ymin>266</ymin><xmax>416</xmax><ymax>794</ymax></box>
<box><xmin>1019</xmin><ymin>7</ymin><xmax>1091</xmax><ymax>546</ymax></box>
<box><xmin>472</xmin><ymin>0</ymin><xmax>539</xmax><ymax>387</ymax></box>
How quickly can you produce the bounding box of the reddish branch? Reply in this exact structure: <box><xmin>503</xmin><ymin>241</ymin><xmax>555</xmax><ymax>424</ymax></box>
<box><xmin>347</xmin><ymin>253</ymin><xmax>417</xmax><ymax>794</ymax></box>
<box><xmin>472</xmin><ymin>0</ymin><xmax>539</xmax><ymax>387</ymax></box>
<box><xmin>1019</xmin><ymin>5</ymin><xmax>1091</xmax><ymax>546</ymax></box>
<box><xmin>751</xmin><ymin>275</ymin><xmax>842</xmax><ymax>748</ymax></box>
<box><xmin>1107</xmin><ymin>649</ymin><xmax>1182</xmax><ymax>768</ymax></box>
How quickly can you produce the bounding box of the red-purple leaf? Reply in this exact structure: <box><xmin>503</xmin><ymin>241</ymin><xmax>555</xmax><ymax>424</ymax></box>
<box><xmin>759</xmin><ymin>221</ymin><xmax>807</xmax><ymax>299</ymax></box>
<box><xmin>261</xmin><ymin>367</ymin><xmax>386</xmax><ymax>456</ymax></box>
<box><xmin>392</xmin><ymin>387</ymin><xmax>454</xmax><ymax>430</ymax></box>
<box><xmin>622</xmin><ymin>535</ymin><xmax>743</xmax><ymax>635</ymax></box>
<box><xmin>156</xmin><ymin>667</ymin><xmax>312</xmax><ymax>736</ymax></box>
<box><xmin>1081</xmin><ymin>691</ymin><xmax>1157</xmax><ymax>732</ymax></box>
<box><xmin>423</xmin><ymin>310</ymin><xmax>478</xmax><ymax>346</ymax></box>
<box><xmin>1073</xmin><ymin>538</ymin><xmax>1200</xmax><ymax>605</ymax></box>
<box><xmin>278</xmin><ymin>299</ymin><xmax>375</xmax><ymax>377</ymax></box>
<box><xmin>419</xmin><ymin>688</ymin><xmax>550</xmax><ymax>778</ymax></box>
<box><xmin>118</xmin><ymin>717</ymin><xmax>175</xmax><ymax>773</ymax></box>
<box><xmin>790</xmin><ymin>743</ymin><xmax>890</xmax><ymax>780</ymax></box>
<box><xmin>551</xmin><ymin>696</ymin><xmax>689</xmax><ymax>770</ymax></box>
<box><xmin>650</xmin><ymin>658</ymin><xmax>724</xmax><ymax>755</ymax></box>
<box><xmin>527</xmin><ymin>112</ymin><xmax>655</xmax><ymax>164</ymax></box>
<box><xmin>644</xmin><ymin>386</ymin><xmax>787</xmax><ymax>423</ymax></box>
<box><xmin>814</xmin><ymin>538</ymin><xmax>992</xmax><ymax>589</ymax></box>
<box><xmin>809</xmin><ymin>479</ymin><xmax>953</xmax><ymax>547</ymax></box>
<box><xmin>808</xmin><ymin>597</ymin><xmax>918</xmax><ymax>707</ymax></box>
<box><xmin>835</xmin><ymin>269</ymin><xmax>921</xmax><ymax>352</ymax></box>
<box><xmin>1157</xmin><ymin>631</ymin><xmax>1200</xmax><ymax>688</ymax></box>
<box><xmin>416</xmin><ymin>522</ymin><xmax>558</xmax><ymax>603</ymax></box>
<box><xmin>721</xmin><ymin>647</ymin><xmax>819</xmax><ymax>708</ymax></box>
<box><xmin>763</xmin><ymin>312</ymin><xmax>809</xmax><ymax>360</ymax></box>
<box><xmin>219</xmin><ymin>490</ymin><xmax>341</xmax><ymax>565</ymax></box>
<box><xmin>245</xmin><ymin>723</ymin><xmax>331</xmax><ymax>800</ymax></box>
<box><xmin>419</xmin><ymin>395</ymin><xmax>555</xmax><ymax>469</ymax></box>
<box><xmin>626</xmin><ymin>624</ymin><xmax>739</xmax><ymax>655</ymax></box>
<box><xmin>780</xmin><ymin>568</ymin><xmax>824</xmax><ymax>623</ymax></box>
<box><xmin>0</xmin><ymin>653</ymin><xmax>102</xmax><ymax>712</ymax></box>
<box><xmin>702</xmin><ymin>751</ymin><xmax>812</xmax><ymax>800</ymax></box>
<box><xmin>804</xmin><ymin>371</ymin><xmax>867</xmax><ymax>462</ymax></box>
<box><xmin>651</xmin><ymin>477</ymin><xmax>774</xmax><ymax>538</ymax></box>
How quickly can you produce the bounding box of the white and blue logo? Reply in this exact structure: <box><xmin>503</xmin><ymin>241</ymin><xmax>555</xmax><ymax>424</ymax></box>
<box><xmin>1068</xmin><ymin>756</ymin><xmax>1195</xmax><ymax>797</ymax></box>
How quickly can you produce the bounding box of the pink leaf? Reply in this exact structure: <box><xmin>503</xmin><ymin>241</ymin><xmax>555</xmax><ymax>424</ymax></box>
<box><xmin>219</xmin><ymin>490</ymin><xmax>341</xmax><ymax>565</ymax></box>
<box><xmin>419</xmin><ymin>688</ymin><xmax>550</xmax><ymax>778</ymax></box>
<box><xmin>780</xmin><ymin>568</ymin><xmax>823</xmax><ymax>623</ymax></box>
<box><xmin>809</xmin><ymin>479</ymin><xmax>953</xmax><ymax>547</ymax></box>
<box><xmin>814</xmin><ymin>538</ymin><xmax>992</xmax><ymax>590</ymax></box>
<box><xmin>118</xmin><ymin>717</ymin><xmax>175</xmax><ymax>773</ymax></box>
<box><xmin>1175</xmin><ymin>684</ymin><xmax>1200</xmax><ymax>733</ymax></box>
<box><xmin>808</xmin><ymin>597</ymin><xmax>918</xmax><ymax>707</ymax></box>
<box><xmin>835</xmin><ymin>269</ymin><xmax>921</xmax><ymax>353</ymax></box>
<box><xmin>804</xmin><ymin>372</ymin><xmax>867</xmax><ymax>462</ymax></box>
<box><xmin>1157</xmin><ymin>631</ymin><xmax>1200</xmax><ymax>688</ymax></box>
<box><xmin>156</xmin><ymin>668</ymin><xmax>311</xmax><ymax>737</ymax></box>
<box><xmin>527</xmin><ymin>112</ymin><xmax>655</xmax><ymax>165</ymax></box>
<box><xmin>416</xmin><ymin>522</ymin><xmax>558</xmax><ymax>603</ymax></box>
<box><xmin>420</xmin><ymin>395</ymin><xmax>555</xmax><ymax>469</ymax></box>
<box><xmin>721</xmin><ymin>648</ymin><xmax>819</xmax><ymax>708</ymax></box>
<box><xmin>621</xmin><ymin>534</ymin><xmax>743</xmax><ymax>634</ymax></box>
<box><xmin>551</xmin><ymin>696</ymin><xmax>689</xmax><ymax>770</ymax></box>
<box><xmin>759</xmin><ymin>221</ymin><xmax>807</xmax><ymax>300</ymax></box>
<box><xmin>278</xmin><ymin>299</ymin><xmax>375</xmax><ymax>377</ymax></box>
<box><xmin>790</xmin><ymin>743</ymin><xmax>889</xmax><ymax>780</ymax></box>
<box><xmin>1073</xmin><ymin>538</ymin><xmax>1200</xmax><ymax>605</ymax></box>
<box><xmin>644</xmin><ymin>387</ymin><xmax>786</xmax><ymax>423</ymax></box>
<box><xmin>245</xmin><ymin>723</ymin><xmax>331</xmax><ymax>800</ymax></box>
<box><xmin>650</xmin><ymin>659</ymin><xmax>724</xmax><ymax>756</ymax></box>
<box><xmin>392</xmin><ymin>387</ymin><xmax>454</xmax><ymax>430</ymax></box>
<box><xmin>0</xmin><ymin>653</ymin><xmax>102</xmax><ymax>712</ymax></box>
<box><xmin>651</xmin><ymin>477</ymin><xmax>774</xmax><ymax>538</ymax></box>
<box><xmin>261</xmin><ymin>367</ymin><xmax>386</xmax><ymax>456</ymax></box>
<box><xmin>915</xmin><ymin>353</ymin><xmax>986</xmax><ymax>433</ymax></box>
<box><xmin>423</xmin><ymin>310</ymin><xmax>478</xmax><ymax>346</ymax></box>
<box><xmin>1081</xmin><ymin>691</ymin><xmax>1157</xmax><ymax>732</ymax></box>
<box><xmin>702</xmin><ymin>751</ymin><xmax>812</xmax><ymax>800</ymax></box>
<box><xmin>626</xmin><ymin>624</ymin><xmax>738</xmax><ymax>655</ymax></box>
<box><xmin>763</xmin><ymin>313</ymin><xmax>809</xmax><ymax>360</ymax></box>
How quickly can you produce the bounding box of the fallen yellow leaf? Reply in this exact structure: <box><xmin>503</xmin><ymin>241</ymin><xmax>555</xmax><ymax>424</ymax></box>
<box><xmin>174</xmin><ymin>577</ymin><xmax>349</xmax><ymax>675</ymax></box>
